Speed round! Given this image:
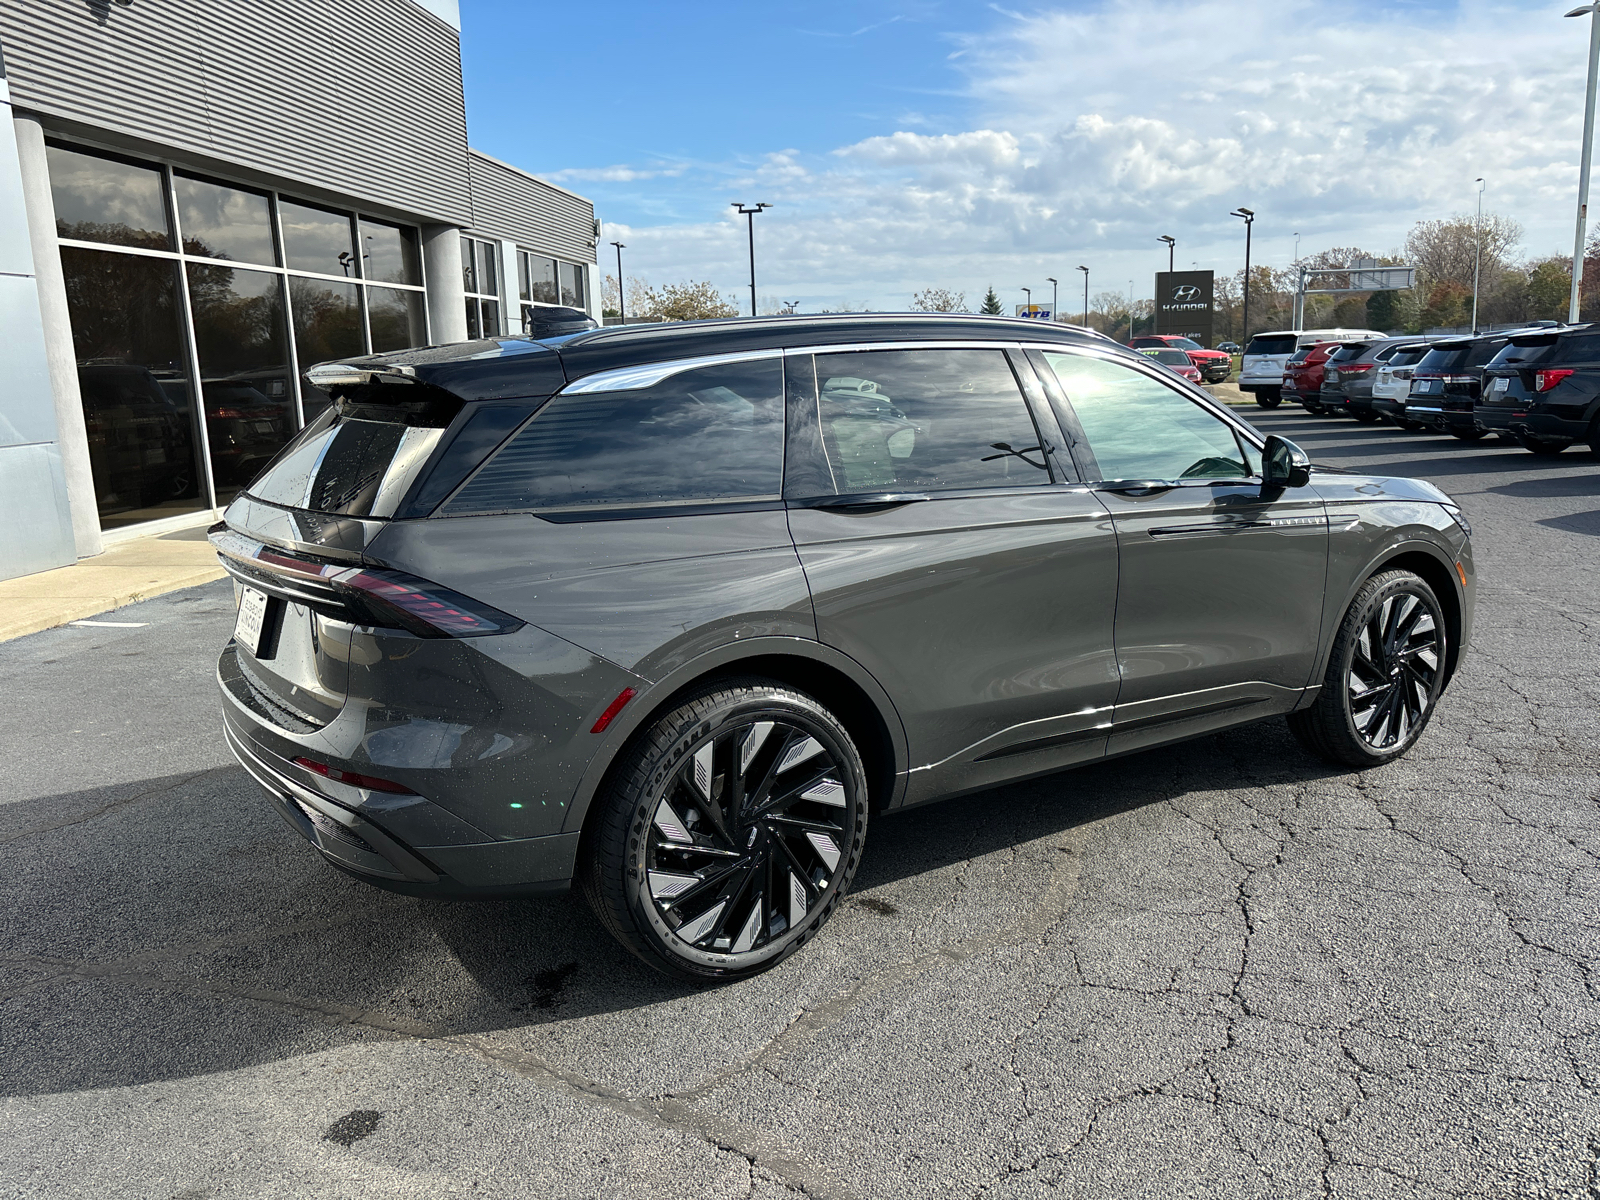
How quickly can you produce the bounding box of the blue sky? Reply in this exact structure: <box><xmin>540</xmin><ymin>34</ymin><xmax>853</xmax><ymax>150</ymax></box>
<box><xmin>461</xmin><ymin>1</ymin><xmax>1593</xmax><ymax>314</ymax></box>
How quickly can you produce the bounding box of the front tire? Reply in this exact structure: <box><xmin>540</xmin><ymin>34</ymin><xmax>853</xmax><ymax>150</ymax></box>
<box><xmin>1287</xmin><ymin>571</ymin><xmax>1447</xmax><ymax>768</ymax></box>
<box><xmin>582</xmin><ymin>679</ymin><xmax>869</xmax><ymax>981</ymax></box>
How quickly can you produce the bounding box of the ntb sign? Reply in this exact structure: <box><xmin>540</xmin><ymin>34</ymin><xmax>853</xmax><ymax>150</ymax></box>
<box><xmin>1014</xmin><ymin>305</ymin><xmax>1053</xmax><ymax>319</ymax></box>
<box><xmin>1154</xmin><ymin>271</ymin><xmax>1214</xmax><ymax>347</ymax></box>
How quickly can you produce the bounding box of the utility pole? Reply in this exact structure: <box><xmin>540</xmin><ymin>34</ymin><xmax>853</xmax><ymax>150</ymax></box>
<box><xmin>610</xmin><ymin>240</ymin><xmax>626</xmax><ymax>323</ymax></box>
<box><xmin>1231</xmin><ymin>208</ymin><xmax>1255</xmax><ymax>336</ymax></box>
<box><xmin>1471</xmin><ymin>178</ymin><xmax>1486</xmax><ymax>334</ymax></box>
<box><xmin>1046</xmin><ymin>276</ymin><xmax>1058</xmax><ymax>321</ymax></box>
<box><xmin>1158</xmin><ymin>235</ymin><xmax>1175</xmax><ymax>273</ymax></box>
<box><xmin>1077</xmin><ymin>265</ymin><xmax>1089</xmax><ymax>326</ymax></box>
<box><xmin>1568</xmin><ymin>5</ymin><xmax>1600</xmax><ymax>322</ymax></box>
<box><xmin>731</xmin><ymin>202</ymin><xmax>771</xmax><ymax>317</ymax></box>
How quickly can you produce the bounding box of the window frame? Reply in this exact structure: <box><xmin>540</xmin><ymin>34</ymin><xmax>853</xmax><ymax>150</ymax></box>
<box><xmin>779</xmin><ymin>341</ymin><xmax>1079</xmax><ymax>503</ymax></box>
<box><xmin>1023</xmin><ymin>344</ymin><xmax>1267</xmax><ymax>489</ymax></box>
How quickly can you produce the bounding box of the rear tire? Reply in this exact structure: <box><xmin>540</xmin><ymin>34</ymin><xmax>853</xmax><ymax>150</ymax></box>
<box><xmin>1352</xmin><ymin>409</ymin><xmax>1380</xmax><ymax>424</ymax></box>
<box><xmin>582</xmin><ymin>678</ymin><xmax>868</xmax><ymax>981</ymax></box>
<box><xmin>1288</xmin><ymin>571</ymin><xmax>1447</xmax><ymax>769</ymax></box>
<box><xmin>1302</xmin><ymin>400</ymin><xmax>1324</xmax><ymax>415</ymax></box>
<box><xmin>1255</xmin><ymin>395</ymin><xmax>1282</xmax><ymax>409</ymax></box>
<box><xmin>1515</xmin><ymin>433</ymin><xmax>1570</xmax><ymax>456</ymax></box>
<box><xmin>1450</xmin><ymin>428</ymin><xmax>1489</xmax><ymax>442</ymax></box>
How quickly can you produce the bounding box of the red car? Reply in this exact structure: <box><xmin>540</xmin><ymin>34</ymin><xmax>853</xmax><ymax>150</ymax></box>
<box><xmin>1136</xmin><ymin>347</ymin><xmax>1203</xmax><ymax>383</ymax></box>
<box><xmin>1280</xmin><ymin>341</ymin><xmax>1342</xmax><ymax>412</ymax></box>
<box><xmin>1128</xmin><ymin>334</ymin><xmax>1232</xmax><ymax>382</ymax></box>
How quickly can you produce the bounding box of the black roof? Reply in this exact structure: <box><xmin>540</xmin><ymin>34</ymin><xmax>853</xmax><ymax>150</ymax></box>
<box><xmin>312</xmin><ymin>312</ymin><xmax>1121</xmax><ymax>402</ymax></box>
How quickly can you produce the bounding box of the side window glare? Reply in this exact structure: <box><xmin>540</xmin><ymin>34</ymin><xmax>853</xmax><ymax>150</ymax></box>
<box><xmin>1038</xmin><ymin>352</ymin><xmax>1254</xmax><ymax>483</ymax></box>
<box><xmin>444</xmin><ymin>359</ymin><xmax>784</xmax><ymax>514</ymax></box>
<box><xmin>811</xmin><ymin>349</ymin><xmax>1049</xmax><ymax>494</ymax></box>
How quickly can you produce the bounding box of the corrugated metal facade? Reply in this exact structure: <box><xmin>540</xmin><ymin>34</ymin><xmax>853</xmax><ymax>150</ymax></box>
<box><xmin>0</xmin><ymin>0</ymin><xmax>472</xmax><ymax>225</ymax></box>
<box><xmin>469</xmin><ymin>151</ymin><xmax>595</xmax><ymax>264</ymax></box>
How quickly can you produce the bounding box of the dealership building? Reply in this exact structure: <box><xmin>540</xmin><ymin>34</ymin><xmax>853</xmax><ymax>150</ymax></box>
<box><xmin>0</xmin><ymin>0</ymin><xmax>598</xmax><ymax>581</ymax></box>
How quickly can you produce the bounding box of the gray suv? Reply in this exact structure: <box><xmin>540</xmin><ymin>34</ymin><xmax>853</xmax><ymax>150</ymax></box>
<box><xmin>212</xmin><ymin>314</ymin><xmax>1476</xmax><ymax>980</ymax></box>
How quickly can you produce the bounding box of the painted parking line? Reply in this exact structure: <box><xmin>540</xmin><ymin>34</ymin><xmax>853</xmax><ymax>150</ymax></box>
<box><xmin>68</xmin><ymin>620</ymin><xmax>149</xmax><ymax>628</ymax></box>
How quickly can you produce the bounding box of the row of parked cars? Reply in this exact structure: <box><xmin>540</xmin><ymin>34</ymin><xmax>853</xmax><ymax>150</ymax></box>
<box><xmin>1235</xmin><ymin>324</ymin><xmax>1600</xmax><ymax>457</ymax></box>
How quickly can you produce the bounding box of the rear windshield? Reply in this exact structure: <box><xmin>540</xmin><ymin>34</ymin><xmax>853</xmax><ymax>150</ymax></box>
<box><xmin>1286</xmin><ymin>347</ymin><xmax>1312</xmax><ymax>364</ymax></box>
<box><xmin>1388</xmin><ymin>346</ymin><xmax>1428</xmax><ymax>367</ymax></box>
<box><xmin>1467</xmin><ymin>340</ymin><xmax>1507</xmax><ymax>367</ymax></box>
<box><xmin>1416</xmin><ymin>346</ymin><xmax>1470</xmax><ymax>373</ymax></box>
<box><xmin>1246</xmin><ymin>335</ymin><xmax>1298</xmax><ymax>356</ymax></box>
<box><xmin>1490</xmin><ymin>338</ymin><xmax>1559</xmax><ymax>367</ymax></box>
<box><xmin>1141</xmin><ymin>349</ymin><xmax>1193</xmax><ymax>366</ymax></box>
<box><xmin>245</xmin><ymin>389</ymin><xmax>460</xmax><ymax>517</ymax></box>
<box><xmin>1328</xmin><ymin>344</ymin><xmax>1370</xmax><ymax>362</ymax></box>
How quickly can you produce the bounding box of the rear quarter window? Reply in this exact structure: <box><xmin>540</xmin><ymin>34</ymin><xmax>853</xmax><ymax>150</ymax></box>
<box><xmin>1558</xmin><ymin>333</ymin><xmax>1600</xmax><ymax>363</ymax></box>
<box><xmin>443</xmin><ymin>358</ymin><xmax>785</xmax><ymax>514</ymax></box>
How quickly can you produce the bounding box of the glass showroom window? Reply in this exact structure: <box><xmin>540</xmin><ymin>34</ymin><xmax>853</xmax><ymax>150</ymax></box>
<box><xmin>46</xmin><ymin>140</ymin><xmax>430</xmax><ymax>527</ymax></box>
<box><xmin>517</xmin><ymin>249</ymin><xmax>587</xmax><ymax>331</ymax></box>
<box><xmin>462</xmin><ymin>236</ymin><xmax>502</xmax><ymax>338</ymax></box>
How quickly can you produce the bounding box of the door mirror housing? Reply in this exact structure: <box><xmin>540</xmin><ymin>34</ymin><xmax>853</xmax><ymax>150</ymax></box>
<box><xmin>1261</xmin><ymin>435</ymin><xmax>1312</xmax><ymax>493</ymax></box>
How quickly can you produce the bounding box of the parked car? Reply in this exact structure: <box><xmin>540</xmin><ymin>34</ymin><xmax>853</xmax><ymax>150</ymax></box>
<box><xmin>1239</xmin><ymin>327</ymin><xmax>1389</xmax><ymax>407</ymax></box>
<box><xmin>1128</xmin><ymin>335</ymin><xmax>1231</xmax><ymax>382</ymax></box>
<box><xmin>211</xmin><ymin>312</ymin><xmax>1476</xmax><ymax>980</ymax></box>
<box><xmin>1217</xmin><ymin>341</ymin><xmax>1242</xmax><ymax>354</ymax></box>
<box><xmin>1280</xmin><ymin>341</ymin><xmax>1342</xmax><ymax>412</ymax></box>
<box><xmin>1369</xmin><ymin>342</ymin><xmax>1432</xmax><ymax>428</ymax></box>
<box><xmin>1477</xmin><ymin>325</ymin><xmax>1600</xmax><ymax>456</ymax></box>
<box><xmin>1407</xmin><ymin>332</ymin><xmax>1522</xmax><ymax>441</ymax></box>
<box><xmin>1319</xmin><ymin>337</ymin><xmax>1420</xmax><ymax>423</ymax></box>
<box><xmin>1137</xmin><ymin>346</ymin><xmax>1204</xmax><ymax>383</ymax></box>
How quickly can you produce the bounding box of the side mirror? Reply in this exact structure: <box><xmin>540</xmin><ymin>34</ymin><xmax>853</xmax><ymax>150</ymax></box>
<box><xmin>1262</xmin><ymin>434</ymin><xmax>1312</xmax><ymax>493</ymax></box>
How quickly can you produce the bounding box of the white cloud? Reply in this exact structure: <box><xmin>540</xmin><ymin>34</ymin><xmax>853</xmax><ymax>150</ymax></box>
<box><xmin>597</xmin><ymin>1</ymin><xmax>1597</xmax><ymax>311</ymax></box>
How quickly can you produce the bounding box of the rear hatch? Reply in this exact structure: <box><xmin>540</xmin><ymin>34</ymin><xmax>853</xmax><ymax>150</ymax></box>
<box><xmin>1409</xmin><ymin>343</ymin><xmax>1472</xmax><ymax>410</ymax></box>
<box><xmin>1480</xmin><ymin>335</ymin><xmax>1560</xmax><ymax>424</ymax></box>
<box><xmin>1321</xmin><ymin>343</ymin><xmax>1373</xmax><ymax>398</ymax></box>
<box><xmin>212</xmin><ymin>347</ymin><xmax>559</xmax><ymax>726</ymax></box>
<box><xmin>1242</xmin><ymin>333</ymin><xmax>1299</xmax><ymax>382</ymax></box>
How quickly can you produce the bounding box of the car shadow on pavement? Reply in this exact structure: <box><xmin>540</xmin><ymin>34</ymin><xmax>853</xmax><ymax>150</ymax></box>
<box><xmin>2</xmin><ymin>720</ymin><xmax>1352</xmax><ymax>1097</ymax></box>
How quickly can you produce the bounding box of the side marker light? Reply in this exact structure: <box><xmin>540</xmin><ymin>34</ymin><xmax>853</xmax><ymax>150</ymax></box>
<box><xmin>1455</xmin><ymin>562</ymin><xmax>1467</xmax><ymax>587</ymax></box>
<box><xmin>591</xmin><ymin>687</ymin><xmax>638</xmax><ymax>734</ymax></box>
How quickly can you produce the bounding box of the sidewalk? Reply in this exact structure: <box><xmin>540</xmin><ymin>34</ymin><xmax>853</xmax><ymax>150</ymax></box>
<box><xmin>0</xmin><ymin>525</ymin><xmax>226</xmax><ymax>643</ymax></box>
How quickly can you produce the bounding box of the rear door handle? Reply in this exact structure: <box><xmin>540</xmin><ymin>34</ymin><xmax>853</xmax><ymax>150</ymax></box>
<box><xmin>797</xmin><ymin>493</ymin><xmax>932</xmax><ymax>512</ymax></box>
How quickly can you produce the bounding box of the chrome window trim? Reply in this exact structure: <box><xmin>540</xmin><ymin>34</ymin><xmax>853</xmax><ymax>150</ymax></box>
<box><xmin>786</xmin><ymin>339</ymin><xmax>1032</xmax><ymax>357</ymax></box>
<box><xmin>560</xmin><ymin>349</ymin><xmax>785</xmax><ymax>394</ymax></box>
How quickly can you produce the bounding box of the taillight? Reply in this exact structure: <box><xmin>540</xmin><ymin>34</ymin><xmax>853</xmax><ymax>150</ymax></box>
<box><xmin>293</xmin><ymin>756</ymin><xmax>415</xmax><ymax>794</ymax></box>
<box><xmin>1338</xmin><ymin>363</ymin><xmax>1374</xmax><ymax>375</ymax></box>
<box><xmin>1535</xmin><ymin>368</ymin><xmax>1574</xmax><ymax>392</ymax></box>
<box><xmin>213</xmin><ymin>529</ymin><xmax>524</xmax><ymax>639</ymax></box>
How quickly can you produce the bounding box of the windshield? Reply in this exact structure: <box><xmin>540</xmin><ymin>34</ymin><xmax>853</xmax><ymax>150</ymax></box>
<box><xmin>1416</xmin><ymin>346</ymin><xmax>1470</xmax><ymax>374</ymax></box>
<box><xmin>1141</xmin><ymin>349</ymin><xmax>1193</xmax><ymax>366</ymax></box>
<box><xmin>1246</xmin><ymin>334</ymin><xmax>1298</xmax><ymax>356</ymax></box>
<box><xmin>1167</xmin><ymin>338</ymin><xmax>1203</xmax><ymax>350</ymax></box>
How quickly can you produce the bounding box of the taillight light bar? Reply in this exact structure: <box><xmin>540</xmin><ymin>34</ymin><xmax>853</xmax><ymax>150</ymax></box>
<box><xmin>1535</xmin><ymin>368</ymin><xmax>1574</xmax><ymax>392</ymax></box>
<box><xmin>293</xmin><ymin>756</ymin><xmax>415</xmax><ymax>794</ymax></box>
<box><xmin>1337</xmin><ymin>363</ymin><xmax>1375</xmax><ymax>374</ymax></box>
<box><xmin>211</xmin><ymin>527</ymin><xmax>523</xmax><ymax>639</ymax></box>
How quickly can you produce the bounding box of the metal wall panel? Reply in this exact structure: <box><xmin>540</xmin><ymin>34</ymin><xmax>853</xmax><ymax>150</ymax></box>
<box><xmin>0</xmin><ymin>0</ymin><xmax>471</xmax><ymax>225</ymax></box>
<box><xmin>468</xmin><ymin>151</ymin><xmax>595</xmax><ymax>264</ymax></box>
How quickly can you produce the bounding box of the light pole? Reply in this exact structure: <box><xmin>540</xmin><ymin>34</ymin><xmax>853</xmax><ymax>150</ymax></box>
<box><xmin>1158</xmin><ymin>235</ymin><xmax>1175</xmax><ymax>273</ymax></box>
<box><xmin>1046</xmin><ymin>276</ymin><xmax>1058</xmax><ymax>321</ymax></box>
<box><xmin>610</xmin><ymin>240</ymin><xmax>626</xmax><ymax>323</ymax></box>
<box><xmin>1569</xmin><ymin>5</ymin><xmax>1600</xmax><ymax>322</ymax></box>
<box><xmin>731</xmin><ymin>202</ymin><xmax>771</xmax><ymax>317</ymax></box>
<box><xmin>1471</xmin><ymin>178</ymin><xmax>1486</xmax><ymax>334</ymax></box>
<box><xmin>1231</xmin><ymin>207</ymin><xmax>1255</xmax><ymax>337</ymax></box>
<box><xmin>1077</xmin><ymin>265</ymin><xmax>1090</xmax><ymax>326</ymax></box>
<box><xmin>1021</xmin><ymin>286</ymin><xmax>1032</xmax><ymax>315</ymax></box>
<box><xmin>783</xmin><ymin>300</ymin><xmax>800</xmax><ymax>315</ymax></box>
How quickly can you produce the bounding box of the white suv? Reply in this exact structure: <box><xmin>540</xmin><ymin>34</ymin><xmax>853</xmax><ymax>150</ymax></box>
<box><xmin>1240</xmin><ymin>327</ymin><xmax>1389</xmax><ymax>408</ymax></box>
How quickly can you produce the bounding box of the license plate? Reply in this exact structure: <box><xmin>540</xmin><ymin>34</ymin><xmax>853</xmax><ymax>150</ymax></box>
<box><xmin>235</xmin><ymin>587</ymin><xmax>269</xmax><ymax>656</ymax></box>
<box><xmin>1492</xmin><ymin>377</ymin><xmax>1508</xmax><ymax>392</ymax></box>
<box><xmin>1413</xmin><ymin>380</ymin><xmax>1440</xmax><ymax>395</ymax></box>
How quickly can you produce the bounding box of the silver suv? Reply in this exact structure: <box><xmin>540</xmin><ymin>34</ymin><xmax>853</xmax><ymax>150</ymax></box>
<box><xmin>212</xmin><ymin>314</ymin><xmax>1476</xmax><ymax>980</ymax></box>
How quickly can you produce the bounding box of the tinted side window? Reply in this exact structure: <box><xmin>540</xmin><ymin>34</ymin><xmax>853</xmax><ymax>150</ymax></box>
<box><xmin>444</xmin><ymin>359</ymin><xmax>784</xmax><ymax>514</ymax></box>
<box><xmin>1041</xmin><ymin>352</ymin><xmax>1253</xmax><ymax>482</ymax></box>
<box><xmin>811</xmin><ymin>349</ymin><xmax>1048</xmax><ymax>493</ymax></box>
<box><xmin>1559</xmin><ymin>334</ymin><xmax>1600</xmax><ymax>362</ymax></box>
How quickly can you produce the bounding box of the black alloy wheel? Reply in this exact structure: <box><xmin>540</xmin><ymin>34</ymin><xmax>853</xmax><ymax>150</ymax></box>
<box><xmin>1288</xmin><ymin>570</ymin><xmax>1447</xmax><ymax>768</ymax></box>
<box><xmin>583</xmin><ymin>679</ymin><xmax>868</xmax><ymax>981</ymax></box>
<box><xmin>1450</xmin><ymin>428</ymin><xmax>1489</xmax><ymax>441</ymax></box>
<box><xmin>1515</xmin><ymin>433</ymin><xmax>1570</xmax><ymax>456</ymax></box>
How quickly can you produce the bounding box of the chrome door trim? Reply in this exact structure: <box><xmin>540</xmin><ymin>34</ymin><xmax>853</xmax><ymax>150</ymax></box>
<box><xmin>784</xmin><ymin>340</ymin><xmax>1029</xmax><ymax>357</ymax></box>
<box><xmin>559</xmin><ymin>348</ymin><xmax>785</xmax><ymax>394</ymax></box>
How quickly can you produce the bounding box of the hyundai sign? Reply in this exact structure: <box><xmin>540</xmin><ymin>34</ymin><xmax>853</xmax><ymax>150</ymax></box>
<box><xmin>1154</xmin><ymin>270</ymin><xmax>1214</xmax><ymax>347</ymax></box>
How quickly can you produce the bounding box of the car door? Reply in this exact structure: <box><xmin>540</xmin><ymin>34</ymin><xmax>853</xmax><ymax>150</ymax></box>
<box><xmin>1030</xmin><ymin>347</ymin><xmax>1329</xmax><ymax>755</ymax></box>
<box><xmin>783</xmin><ymin>344</ymin><xmax>1120</xmax><ymax>806</ymax></box>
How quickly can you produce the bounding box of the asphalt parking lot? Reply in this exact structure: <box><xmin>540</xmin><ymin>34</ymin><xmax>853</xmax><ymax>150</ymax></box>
<box><xmin>3</xmin><ymin>408</ymin><xmax>1599</xmax><ymax>1200</ymax></box>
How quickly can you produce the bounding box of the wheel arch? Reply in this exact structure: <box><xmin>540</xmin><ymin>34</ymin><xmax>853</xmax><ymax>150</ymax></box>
<box><xmin>1329</xmin><ymin>542</ymin><xmax>1466</xmax><ymax>690</ymax></box>
<box><xmin>562</xmin><ymin>637</ymin><xmax>908</xmax><ymax>844</ymax></box>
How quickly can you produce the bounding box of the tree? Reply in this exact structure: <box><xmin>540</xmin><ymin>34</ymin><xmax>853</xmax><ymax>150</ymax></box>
<box><xmin>1405</xmin><ymin>214</ymin><xmax>1521</xmax><ymax>290</ymax></box>
<box><xmin>1526</xmin><ymin>259</ymin><xmax>1572</xmax><ymax>322</ymax></box>
<box><xmin>979</xmin><ymin>286</ymin><xmax>1003</xmax><ymax>316</ymax></box>
<box><xmin>632</xmin><ymin>279</ymin><xmax>741</xmax><ymax>322</ymax></box>
<box><xmin>1417</xmin><ymin>281</ymin><xmax>1471</xmax><ymax>331</ymax></box>
<box><xmin>911</xmin><ymin>287</ymin><xmax>967</xmax><ymax>313</ymax></box>
<box><xmin>1366</xmin><ymin>289</ymin><xmax>1401</xmax><ymax>332</ymax></box>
